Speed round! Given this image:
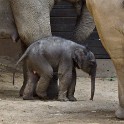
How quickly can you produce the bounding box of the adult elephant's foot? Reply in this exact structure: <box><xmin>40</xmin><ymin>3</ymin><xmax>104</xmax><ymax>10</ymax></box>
<box><xmin>115</xmin><ymin>106</ymin><xmax>124</xmax><ymax>119</ymax></box>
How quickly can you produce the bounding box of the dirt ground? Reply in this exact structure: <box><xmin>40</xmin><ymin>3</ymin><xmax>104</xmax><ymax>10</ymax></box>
<box><xmin>0</xmin><ymin>56</ymin><xmax>123</xmax><ymax>124</ymax></box>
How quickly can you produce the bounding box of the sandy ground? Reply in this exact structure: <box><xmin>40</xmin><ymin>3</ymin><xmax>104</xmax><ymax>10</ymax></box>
<box><xmin>0</xmin><ymin>56</ymin><xmax>123</xmax><ymax>124</ymax></box>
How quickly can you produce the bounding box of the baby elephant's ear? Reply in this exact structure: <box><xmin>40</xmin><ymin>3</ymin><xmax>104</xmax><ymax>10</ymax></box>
<box><xmin>90</xmin><ymin>60</ymin><xmax>96</xmax><ymax>65</ymax></box>
<box><xmin>72</xmin><ymin>49</ymin><xmax>85</xmax><ymax>69</ymax></box>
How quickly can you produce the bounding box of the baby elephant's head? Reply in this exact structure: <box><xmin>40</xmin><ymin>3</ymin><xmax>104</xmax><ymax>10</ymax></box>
<box><xmin>73</xmin><ymin>47</ymin><xmax>97</xmax><ymax>74</ymax></box>
<box><xmin>73</xmin><ymin>46</ymin><xmax>97</xmax><ymax>100</ymax></box>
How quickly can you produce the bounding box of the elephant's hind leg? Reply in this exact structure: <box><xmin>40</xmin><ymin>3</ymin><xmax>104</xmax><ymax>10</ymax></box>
<box><xmin>36</xmin><ymin>75</ymin><xmax>52</xmax><ymax>100</ymax></box>
<box><xmin>34</xmin><ymin>56</ymin><xmax>54</xmax><ymax>100</ymax></box>
<box><xmin>23</xmin><ymin>70</ymin><xmax>39</xmax><ymax>100</ymax></box>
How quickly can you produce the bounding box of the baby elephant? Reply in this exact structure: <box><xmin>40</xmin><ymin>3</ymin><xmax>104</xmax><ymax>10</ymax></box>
<box><xmin>13</xmin><ymin>36</ymin><xmax>97</xmax><ymax>101</ymax></box>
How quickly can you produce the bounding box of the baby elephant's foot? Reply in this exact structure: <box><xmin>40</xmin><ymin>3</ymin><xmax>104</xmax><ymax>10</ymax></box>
<box><xmin>19</xmin><ymin>85</ymin><xmax>25</xmax><ymax>97</ymax></box>
<box><xmin>37</xmin><ymin>92</ymin><xmax>48</xmax><ymax>100</ymax></box>
<box><xmin>68</xmin><ymin>96</ymin><xmax>77</xmax><ymax>102</ymax></box>
<box><xmin>19</xmin><ymin>91</ymin><xmax>23</xmax><ymax>97</ymax></box>
<box><xmin>115</xmin><ymin>106</ymin><xmax>124</xmax><ymax>119</ymax></box>
<box><xmin>23</xmin><ymin>95</ymin><xmax>34</xmax><ymax>100</ymax></box>
<box><xmin>58</xmin><ymin>95</ymin><xmax>69</xmax><ymax>102</ymax></box>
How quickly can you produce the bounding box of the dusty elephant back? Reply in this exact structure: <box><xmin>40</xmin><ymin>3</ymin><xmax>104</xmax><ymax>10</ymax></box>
<box><xmin>10</xmin><ymin>0</ymin><xmax>54</xmax><ymax>46</ymax></box>
<box><xmin>0</xmin><ymin>0</ymin><xmax>18</xmax><ymax>40</ymax></box>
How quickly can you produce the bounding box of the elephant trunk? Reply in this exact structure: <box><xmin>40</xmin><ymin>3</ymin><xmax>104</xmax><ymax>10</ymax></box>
<box><xmin>74</xmin><ymin>3</ymin><xmax>95</xmax><ymax>43</ymax></box>
<box><xmin>90</xmin><ymin>64</ymin><xmax>97</xmax><ymax>100</ymax></box>
<box><xmin>90</xmin><ymin>75</ymin><xmax>95</xmax><ymax>100</ymax></box>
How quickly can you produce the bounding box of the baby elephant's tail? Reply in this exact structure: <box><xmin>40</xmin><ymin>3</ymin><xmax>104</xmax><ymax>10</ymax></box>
<box><xmin>13</xmin><ymin>50</ymin><xmax>29</xmax><ymax>85</ymax></box>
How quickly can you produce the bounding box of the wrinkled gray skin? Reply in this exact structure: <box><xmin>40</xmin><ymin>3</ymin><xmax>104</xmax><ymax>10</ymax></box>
<box><xmin>13</xmin><ymin>36</ymin><xmax>97</xmax><ymax>101</ymax></box>
<box><xmin>0</xmin><ymin>0</ymin><xmax>95</xmax><ymax>98</ymax></box>
<box><xmin>57</xmin><ymin>0</ymin><xmax>95</xmax><ymax>42</ymax></box>
<box><xmin>0</xmin><ymin>0</ymin><xmax>19</xmax><ymax>42</ymax></box>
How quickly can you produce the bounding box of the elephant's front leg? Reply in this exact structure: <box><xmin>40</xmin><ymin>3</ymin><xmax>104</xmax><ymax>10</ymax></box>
<box><xmin>23</xmin><ymin>70</ymin><xmax>39</xmax><ymax>100</ymax></box>
<box><xmin>86</xmin><ymin>0</ymin><xmax>124</xmax><ymax>119</ymax></box>
<box><xmin>67</xmin><ymin>67</ymin><xmax>77</xmax><ymax>101</ymax></box>
<box><xmin>113</xmin><ymin>59</ymin><xmax>124</xmax><ymax>119</ymax></box>
<box><xmin>58</xmin><ymin>70</ymin><xmax>73</xmax><ymax>101</ymax></box>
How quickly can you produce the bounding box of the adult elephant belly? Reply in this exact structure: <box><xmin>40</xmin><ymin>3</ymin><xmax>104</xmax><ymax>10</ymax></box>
<box><xmin>0</xmin><ymin>0</ymin><xmax>18</xmax><ymax>41</ymax></box>
<box><xmin>10</xmin><ymin>0</ymin><xmax>58</xmax><ymax>99</ymax></box>
<box><xmin>86</xmin><ymin>0</ymin><xmax>124</xmax><ymax>119</ymax></box>
<box><xmin>10</xmin><ymin>0</ymin><xmax>54</xmax><ymax>45</ymax></box>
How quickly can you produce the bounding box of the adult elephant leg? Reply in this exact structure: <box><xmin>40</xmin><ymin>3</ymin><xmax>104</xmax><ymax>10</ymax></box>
<box><xmin>0</xmin><ymin>0</ymin><xmax>19</xmax><ymax>41</ymax></box>
<box><xmin>103</xmin><ymin>49</ymin><xmax>124</xmax><ymax>119</ymax></box>
<box><xmin>10</xmin><ymin>0</ymin><xmax>54</xmax><ymax>45</ymax></box>
<box><xmin>113</xmin><ymin>59</ymin><xmax>124</xmax><ymax>119</ymax></box>
<box><xmin>86</xmin><ymin>0</ymin><xmax>124</xmax><ymax>119</ymax></box>
<box><xmin>10</xmin><ymin>0</ymin><xmax>58</xmax><ymax>98</ymax></box>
